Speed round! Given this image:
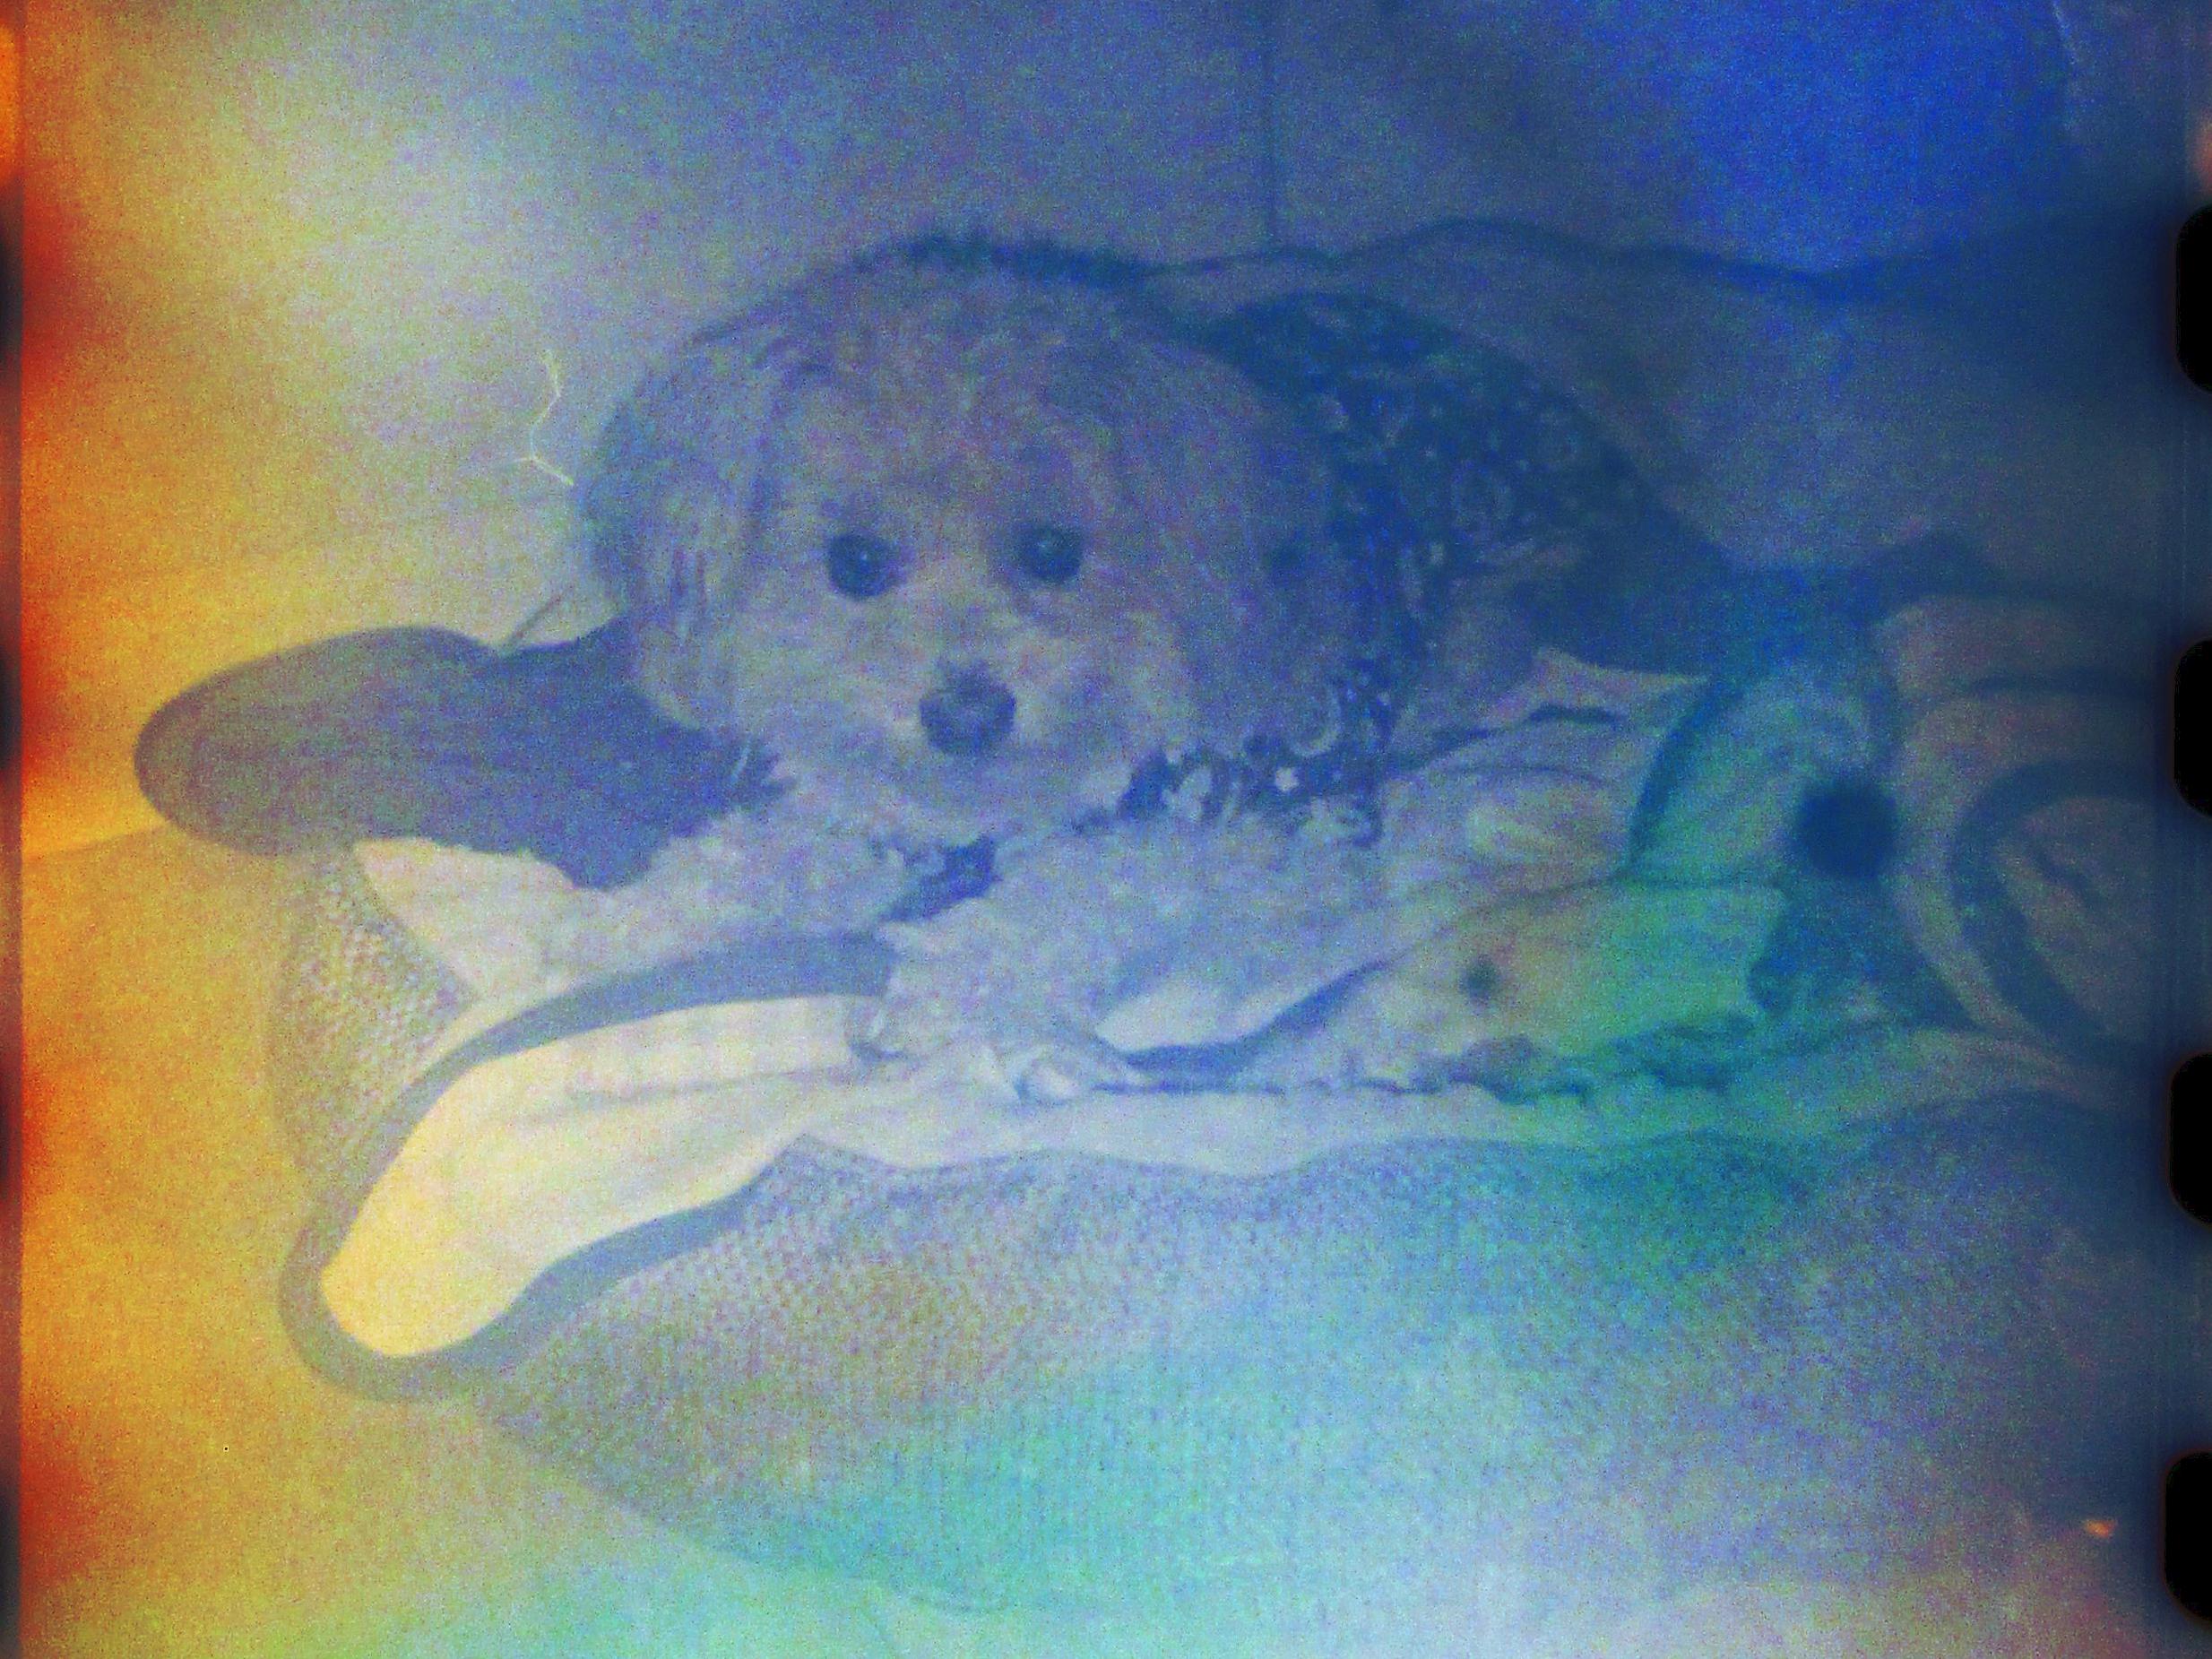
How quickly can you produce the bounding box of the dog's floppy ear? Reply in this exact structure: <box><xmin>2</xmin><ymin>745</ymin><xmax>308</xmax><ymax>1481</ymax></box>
<box><xmin>577</xmin><ymin>298</ymin><xmax>820</xmax><ymax>652</ymax></box>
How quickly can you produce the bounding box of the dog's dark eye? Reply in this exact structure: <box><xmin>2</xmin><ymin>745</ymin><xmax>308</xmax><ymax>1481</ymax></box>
<box><xmin>825</xmin><ymin>532</ymin><xmax>903</xmax><ymax>600</ymax></box>
<box><xmin>1012</xmin><ymin>523</ymin><xmax>1084</xmax><ymax>586</ymax></box>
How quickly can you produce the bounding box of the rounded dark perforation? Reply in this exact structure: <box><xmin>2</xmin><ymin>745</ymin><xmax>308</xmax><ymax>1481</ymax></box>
<box><xmin>2167</xmin><ymin>1451</ymin><xmax>2212</xmax><ymax>1622</ymax></box>
<box><xmin>2175</xmin><ymin>205</ymin><xmax>2212</xmax><ymax>393</ymax></box>
<box><xmin>2174</xmin><ymin>640</ymin><xmax>2212</xmax><ymax>817</ymax></box>
<box><xmin>2171</xmin><ymin>1057</ymin><xmax>2212</xmax><ymax>1230</ymax></box>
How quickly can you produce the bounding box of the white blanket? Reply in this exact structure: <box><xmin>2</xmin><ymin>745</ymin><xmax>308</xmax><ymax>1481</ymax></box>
<box><xmin>318</xmin><ymin>647</ymin><xmax>2102</xmax><ymax>1358</ymax></box>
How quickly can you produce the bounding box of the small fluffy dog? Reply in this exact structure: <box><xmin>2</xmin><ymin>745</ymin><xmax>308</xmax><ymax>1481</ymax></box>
<box><xmin>578</xmin><ymin>243</ymin><xmax>1362</xmax><ymax>846</ymax></box>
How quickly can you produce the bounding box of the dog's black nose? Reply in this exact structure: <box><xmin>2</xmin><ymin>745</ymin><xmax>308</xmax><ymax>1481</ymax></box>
<box><xmin>920</xmin><ymin>669</ymin><xmax>1017</xmax><ymax>756</ymax></box>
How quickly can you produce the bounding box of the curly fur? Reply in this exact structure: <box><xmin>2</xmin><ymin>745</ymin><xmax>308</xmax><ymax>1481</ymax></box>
<box><xmin>580</xmin><ymin>244</ymin><xmax>1360</xmax><ymax>844</ymax></box>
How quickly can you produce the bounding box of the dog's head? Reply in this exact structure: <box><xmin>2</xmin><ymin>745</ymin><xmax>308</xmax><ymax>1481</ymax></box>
<box><xmin>581</xmin><ymin>255</ymin><xmax>1357</xmax><ymax>841</ymax></box>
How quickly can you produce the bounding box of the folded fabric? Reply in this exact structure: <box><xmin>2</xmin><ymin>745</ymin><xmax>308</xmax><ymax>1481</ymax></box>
<box><xmin>312</xmin><ymin>929</ymin><xmax>2113</xmax><ymax>1365</ymax></box>
<box><xmin>1249</xmin><ymin>881</ymin><xmax>1784</xmax><ymax>1092</ymax></box>
<box><xmin>298</xmin><ymin>646</ymin><xmax>1707</xmax><ymax>1363</ymax></box>
<box><xmin>290</xmin><ymin>637</ymin><xmax>2129</xmax><ymax>1372</ymax></box>
<box><xmin>321</xmin><ymin>995</ymin><xmax>868</xmax><ymax>1358</ymax></box>
<box><xmin>134</xmin><ymin>624</ymin><xmax>765</xmax><ymax>888</ymax></box>
<box><xmin>1619</xmin><ymin>587</ymin><xmax>2162</xmax><ymax>1072</ymax></box>
<box><xmin>1876</xmin><ymin>594</ymin><xmax>2157</xmax><ymax>1067</ymax></box>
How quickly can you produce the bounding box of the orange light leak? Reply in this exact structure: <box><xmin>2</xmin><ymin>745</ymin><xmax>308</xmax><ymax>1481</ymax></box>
<box><xmin>2081</xmin><ymin>1516</ymin><xmax>2118</xmax><ymax>1541</ymax></box>
<box><xmin>2</xmin><ymin>26</ymin><xmax>19</xmax><ymax>186</ymax></box>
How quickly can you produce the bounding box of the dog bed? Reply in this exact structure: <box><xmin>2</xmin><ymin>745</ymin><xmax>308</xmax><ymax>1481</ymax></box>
<box><xmin>236</xmin><ymin>583</ymin><xmax>2179</xmax><ymax>1629</ymax></box>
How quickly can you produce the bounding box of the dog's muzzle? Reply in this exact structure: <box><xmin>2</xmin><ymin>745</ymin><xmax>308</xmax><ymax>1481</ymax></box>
<box><xmin>920</xmin><ymin>668</ymin><xmax>1018</xmax><ymax>756</ymax></box>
